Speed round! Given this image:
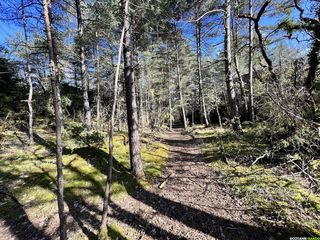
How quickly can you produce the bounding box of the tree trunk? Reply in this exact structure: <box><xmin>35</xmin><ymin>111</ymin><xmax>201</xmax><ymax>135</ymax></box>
<box><xmin>176</xmin><ymin>48</ymin><xmax>187</xmax><ymax>129</ymax></box>
<box><xmin>167</xmin><ymin>47</ymin><xmax>173</xmax><ymax>131</ymax></box>
<box><xmin>169</xmin><ymin>95</ymin><xmax>172</xmax><ymax>130</ymax></box>
<box><xmin>145</xmin><ymin>91</ymin><xmax>150</xmax><ymax>128</ymax></box>
<box><xmin>174</xmin><ymin>25</ymin><xmax>187</xmax><ymax>129</ymax></box>
<box><xmin>122</xmin><ymin>0</ymin><xmax>144</xmax><ymax>178</ymax></box>
<box><xmin>248</xmin><ymin>0</ymin><xmax>255</xmax><ymax>121</ymax></box>
<box><xmin>139</xmin><ymin>66</ymin><xmax>144</xmax><ymax>129</ymax></box>
<box><xmin>21</xmin><ymin>0</ymin><xmax>33</xmax><ymax>144</ymax></box>
<box><xmin>232</xmin><ymin>13</ymin><xmax>248</xmax><ymax>118</ymax></box>
<box><xmin>196</xmin><ymin>19</ymin><xmax>209</xmax><ymax>127</ymax></box>
<box><xmin>99</xmin><ymin>10</ymin><xmax>127</xmax><ymax>235</ymax></box>
<box><xmin>305</xmin><ymin>30</ymin><xmax>320</xmax><ymax>92</ymax></box>
<box><xmin>76</xmin><ymin>0</ymin><xmax>92</xmax><ymax>131</ymax></box>
<box><xmin>224</xmin><ymin>0</ymin><xmax>241</xmax><ymax>131</ymax></box>
<box><xmin>42</xmin><ymin>0</ymin><xmax>66</xmax><ymax>239</ymax></box>
<box><xmin>95</xmin><ymin>31</ymin><xmax>101</xmax><ymax>132</ymax></box>
<box><xmin>216</xmin><ymin>106</ymin><xmax>222</xmax><ymax>128</ymax></box>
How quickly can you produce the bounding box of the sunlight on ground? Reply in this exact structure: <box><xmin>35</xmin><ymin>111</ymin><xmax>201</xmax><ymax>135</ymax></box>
<box><xmin>191</xmin><ymin>125</ymin><xmax>320</xmax><ymax>236</ymax></box>
<box><xmin>0</xmin><ymin>119</ymin><xmax>168</xmax><ymax>239</ymax></box>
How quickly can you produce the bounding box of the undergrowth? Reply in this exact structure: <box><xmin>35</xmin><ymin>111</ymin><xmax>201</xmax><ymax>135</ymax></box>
<box><xmin>0</xmin><ymin>118</ymin><xmax>168</xmax><ymax>239</ymax></box>
<box><xmin>190</xmin><ymin>124</ymin><xmax>320</xmax><ymax>237</ymax></box>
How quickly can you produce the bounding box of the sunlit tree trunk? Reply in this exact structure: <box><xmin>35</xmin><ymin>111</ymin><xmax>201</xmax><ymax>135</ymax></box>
<box><xmin>195</xmin><ymin>18</ymin><xmax>209</xmax><ymax>126</ymax></box>
<box><xmin>233</xmin><ymin>13</ymin><xmax>248</xmax><ymax>118</ymax></box>
<box><xmin>167</xmin><ymin>47</ymin><xmax>173</xmax><ymax>131</ymax></box>
<box><xmin>248</xmin><ymin>0</ymin><xmax>255</xmax><ymax>121</ymax></box>
<box><xmin>42</xmin><ymin>0</ymin><xmax>66</xmax><ymax>239</ymax></box>
<box><xmin>224</xmin><ymin>0</ymin><xmax>241</xmax><ymax>131</ymax></box>
<box><xmin>139</xmin><ymin>64</ymin><xmax>145</xmax><ymax>129</ymax></box>
<box><xmin>99</xmin><ymin>10</ymin><xmax>127</xmax><ymax>236</ymax></box>
<box><xmin>174</xmin><ymin>24</ymin><xmax>187</xmax><ymax>129</ymax></box>
<box><xmin>21</xmin><ymin>0</ymin><xmax>33</xmax><ymax>144</ymax></box>
<box><xmin>95</xmin><ymin>31</ymin><xmax>101</xmax><ymax>132</ymax></box>
<box><xmin>76</xmin><ymin>0</ymin><xmax>92</xmax><ymax>131</ymax></box>
<box><xmin>123</xmin><ymin>0</ymin><xmax>144</xmax><ymax>178</ymax></box>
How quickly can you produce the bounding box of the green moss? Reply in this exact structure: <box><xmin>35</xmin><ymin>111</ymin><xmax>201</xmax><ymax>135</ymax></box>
<box><xmin>108</xmin><ymin>224</ymin><xmax>128</xmax><ymax>240</ymax></box>
<box><xmin>0</xmin><ymin>120</ymin><xmax>169</xmax><ymax>237</ymax></box>
<box><xmin>97</xmin><ymin>224</ymin><xmax>128</xmax><ymax>240</ymax></box>
<box><xmin>196</xmin><ymin>125</ymin><xmax>320</xmax><ymax>236</ymax></box>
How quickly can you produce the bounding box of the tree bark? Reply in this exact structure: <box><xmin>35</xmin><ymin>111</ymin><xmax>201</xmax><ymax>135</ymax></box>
<box><xmin>139</xmin><ymin>66</ymin><xmax>144</xmax><ymax>129</ymax></box>
<box><xmin>42</xmin><ymin>0</ymin><xmax>66</xmax><ymax>239</ymax></box>
<box><xmin>76</xmin><ymin>0</ymin><xmax>92</xmax><ymax>131</ymax></box>
<box><xmin>95</xmin><ymin>31</ymin><xmax>101</xmax><ymax>132</ymax></box>
<box><xmin>99</xmin><ymin>10</ymin><xmax>127</xmax><ymax>234</ymax></box>
<box><xmin>123</xmin><ymin>0</ymin><xmax>144</xmax><ymax>178</ymax></box>
<box><xmin>224</xmin><ymin>0</ymin><xmax>241</xmax><ymax>131</ymax></box>
<box><xmin>232</xmin><ymin>13</ymin><xmax>248</xmax><ymax>118</ymax></box>
<box><xmin>305</xmin><ymin>30</ymin><xmax>320</xmax><ymax>92</ymax></box>
<box><xmin>167</xmin><ymin>45</ymin><xmax>173</xmax><ymax>131</ymax></box>
<box><xmin>21</xmin><ymin>0</ymin><xmax>33</xmax><ymax>144</ymax></box>
<box><xmin>174</xmin><ymin>24</ymin><xmax>187</xmax><ymax>129</ymax></box>
<box><xmin>196</xmin><ymin>18</ymin><xmax>209</xmax><ymax>127</ymax></box>
<box><xmin>248</xmin><ymin>0</ymin><xmax>255</xmax><ymax>121</ymax></box>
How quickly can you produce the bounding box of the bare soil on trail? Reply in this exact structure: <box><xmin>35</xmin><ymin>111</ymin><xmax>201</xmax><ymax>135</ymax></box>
<box><xmin>0</xmin><ymin>129</ymin><xmax>274</xmax><ymax>240</ymax></box>
<box><xmin>113</xmin><ymin>130</ymin><xmax>273</xmax><ymax>240</ymax></box>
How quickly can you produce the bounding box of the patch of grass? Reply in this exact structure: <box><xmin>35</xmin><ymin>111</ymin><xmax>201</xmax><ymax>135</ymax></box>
<box><xmin>108</xmin><ymin>223</ymin><xmax>128</xmax><ymax>240</ymax></box>
<box><xmin>97</xmin><ymin>223</ymin><xmax>128</xmax><ymax>240</ymax></box>
<box><xmin>141</xmin><ymin>137</ymin><xmax>168</xmax><ymax>179</ymax></box>
<box><xmin>193</xmin><ymin>125</ymin><xmax>320</xmax><ymax>236</ymax></box>
<box><xmin>0</xmin><ymin>119</ymin><xmax>168</xmax><ymax>238</ymax></box>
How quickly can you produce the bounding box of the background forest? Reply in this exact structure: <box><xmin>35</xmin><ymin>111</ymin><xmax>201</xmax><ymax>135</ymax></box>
<box><xmin>0</xmin><ymin>0</ymin><xmax>320</xmax><ymax>239</ymax></box>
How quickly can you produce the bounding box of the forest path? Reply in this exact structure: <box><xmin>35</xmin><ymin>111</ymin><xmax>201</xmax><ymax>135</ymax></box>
<box><xmin>114</xmin><ymin>129</ymin><xmax>272</xmax><ymax>240</ymax></box>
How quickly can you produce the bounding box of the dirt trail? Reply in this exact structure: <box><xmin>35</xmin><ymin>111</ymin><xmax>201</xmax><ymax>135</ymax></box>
<box><xmin>0</xmin><ymin>129</ymin><xmax>273</xmax><ymax>239</ymax></box>
<box><xmin>114</xmin><ymin>130</ymin><xmax>272</xmax><ymax>240</ymax></box>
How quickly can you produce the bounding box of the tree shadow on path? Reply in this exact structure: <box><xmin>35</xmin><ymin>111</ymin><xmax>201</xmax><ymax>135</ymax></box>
<box><xmin>22</xmin><ymin>129</ymin><xmax>281</xmax><ymax>239</ymax></box>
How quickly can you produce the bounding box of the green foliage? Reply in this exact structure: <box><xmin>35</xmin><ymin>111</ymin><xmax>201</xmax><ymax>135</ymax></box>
<box><xmin>278</xmin><ymin>18</ymin><xmax>300</xmax><ymax>35</ymax></box>
<box><xmin>0</xmin><ymin>57</ymin><xmax>26</xmax><ymax>116</ymax></box>
<box><xmin>67</xmin><ymin>123</ymin><xmax>104</xmax><ymax>148</ymax></box>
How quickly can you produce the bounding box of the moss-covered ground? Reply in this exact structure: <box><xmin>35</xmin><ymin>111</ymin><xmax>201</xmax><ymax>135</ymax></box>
<box><xmin>0</xmin><ymin>119</ymin><xmax>168</xmax><ymax>239</ymax></box>
<box><xmin>189</xmin><ymin>124</ymin><xmax>320</xmax><ymax>237</ymax></box>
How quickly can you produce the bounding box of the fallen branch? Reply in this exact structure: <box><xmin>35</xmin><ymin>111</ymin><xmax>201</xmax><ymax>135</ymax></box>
<box><xmin>251</xmin><ymin>150</ymin><xmax>270</xmax><ymax>165</ymax></box>
<box><xmin>287</xmin><ymin>157</ymin><xmax>319</xmax><ymax>186</ymax></box>
<box><xmin>158</xmin><ymin>172</ymin><xmax>175</xmax><ymax>189</ymax></box>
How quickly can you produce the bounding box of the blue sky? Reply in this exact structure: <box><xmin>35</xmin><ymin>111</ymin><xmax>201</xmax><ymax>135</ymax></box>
<box><xmin>0</xmin><ymin>21</ymin><xmax>20</xmax><ymax>44</ymax></box>
<box><xmin>0</xmin><ymin>0</ymin><xmax>313</xmax><ymax>58</ymax></box>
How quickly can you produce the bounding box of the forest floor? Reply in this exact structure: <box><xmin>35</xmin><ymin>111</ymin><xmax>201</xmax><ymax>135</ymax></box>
<box><xmin>112</xmin><ymin>129</ymin><xmax>273</xmax><ymax>240</ymax></box>
<box><xmin>0</xmin><ymin>122</ymin><xmax>319</xmax><ymax>239</ymax></box>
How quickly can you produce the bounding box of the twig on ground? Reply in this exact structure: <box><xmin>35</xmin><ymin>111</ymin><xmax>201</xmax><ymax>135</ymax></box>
<box><xmin>158</xmin><ymin>172</ymin><xmax>175</xmax><ymax>189</ymax></box>
<box><xmin>251</xmin><ymin>150</ymin><xmax>270</xmax><ymax>165</ymax></box>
